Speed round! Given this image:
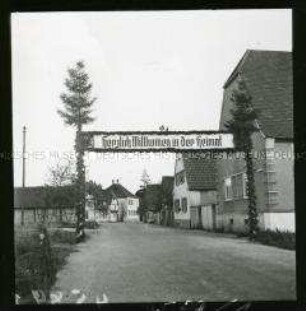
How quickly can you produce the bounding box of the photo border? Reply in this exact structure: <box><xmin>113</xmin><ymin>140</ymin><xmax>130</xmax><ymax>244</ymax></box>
<box><xmin>1</xmin><ymin>1</ymin><xmax>305</xmax><ymax>310</ymax></box>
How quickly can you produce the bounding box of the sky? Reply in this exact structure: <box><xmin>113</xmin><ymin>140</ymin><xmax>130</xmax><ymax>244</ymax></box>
<box><xmin>11</xmin><ymin>9</ymin><xmax>292</xmax><ymax>193</ymax></box>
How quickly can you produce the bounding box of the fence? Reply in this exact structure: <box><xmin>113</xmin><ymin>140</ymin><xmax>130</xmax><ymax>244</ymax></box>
<box><xmin>14</xmin><ymin>206</ymin><xmax>77</xmax><ymax>226</ymax></box>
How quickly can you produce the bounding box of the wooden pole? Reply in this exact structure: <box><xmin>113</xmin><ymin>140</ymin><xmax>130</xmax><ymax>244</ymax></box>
<box><xmin>21</xmin><ymin>126</ymin><xmax>26</xmax><ymax>226</ymax></box>
<box><xmin>22</xmin><ymin>126</ymin><xmax>26</xmax><ymax>188</ymax></box>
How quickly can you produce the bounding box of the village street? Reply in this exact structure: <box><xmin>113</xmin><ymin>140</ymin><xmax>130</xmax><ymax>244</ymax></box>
<box><xmin>53</xmin><ymin>222</ymin><xmax>296</xmax><ymax>303</ymax></box>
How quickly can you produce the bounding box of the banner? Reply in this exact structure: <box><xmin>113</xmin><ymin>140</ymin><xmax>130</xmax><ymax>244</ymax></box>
<box><xmin>82</xmin><ymin>131</ymin><xmax>234</xmax><ymax>152</ymax></box>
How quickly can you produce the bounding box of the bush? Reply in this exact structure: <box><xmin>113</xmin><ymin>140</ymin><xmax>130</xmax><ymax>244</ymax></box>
<box><xmin>84</xmin><ymin>220</ymin><xmax>99</xmax><ymax>229</ymax></box>
<box><xmin>49</xmin><ymin>229</ymin><xmax>76</xmax><ymax>245</ymax></box>
<box><xmin>255</xmin><ymin>229</ymin><xmax>295</xmax><ymax>250</ymax></box>
<box><xmin>15</xmin><ymin>226</ymin><xmax>56</xmax><ymax>300</ymax></box>
<box><xmin>57</xmin><ymin>222</ymin><xmax>76</xmax><ymax>229</ymax></box>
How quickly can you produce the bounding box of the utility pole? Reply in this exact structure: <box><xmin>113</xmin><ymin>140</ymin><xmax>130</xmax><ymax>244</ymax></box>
<box><xmin>22</xmin><ymin>125</ymin><xmax>26</xmax><ymax>188</ymax></box>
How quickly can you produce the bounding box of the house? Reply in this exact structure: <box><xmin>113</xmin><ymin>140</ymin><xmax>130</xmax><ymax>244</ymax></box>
<box><xmin>135</xmin><ymin>188</ymin><xmax>145</xmax><ymax>221</ymax></box>
<box><xmin>85</xmin><ymin>190</ymin><xmax>113</xmax><ymax>223</ymax></box>
<box><xmin>142</xmin><ymin>184</ymin><xmax>163</xmax><ymax>224</ymax></box>
<box><xmin>14</xmin><ymin>186</ymin><xmax>77</xmax><ymax>225</ymax></box>
<box><xmin>173</xmin><ymin>153</ymin><xmax>218</xmax><ymax>229</ymax></box>
<box><xmin>136</xmin><ymin>176</ymin><xmax>174</xmax><ymax>225</ymax></box>
<box><xmin>160</xmin><ymin>176</ymin><xmax>174</xmax><ymax>226</ymax></box>
<box><xmin>217</xmin><ymin>49</ymin><xmax>294</xmax><ymax>233</ymax></box>
<box><xmin>104</xmin><ymin>180</ymin><xmax>139</xmax><ymax>222</ymax></box>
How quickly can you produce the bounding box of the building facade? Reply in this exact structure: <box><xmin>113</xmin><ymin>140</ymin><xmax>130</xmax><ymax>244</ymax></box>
<box><xmin>173</xmin><ymin>154</ymin><xmax>217</xmax><ymax>229</ymax></box>
<box><xmin>217</xmin><ymin>49</ymin><xmax>294</xmax><ymax>233</ymax></box>
<box><xmin>105</xmin><ymin>180</ymin><xmax>139</xmax><ymax>222</ymax></box>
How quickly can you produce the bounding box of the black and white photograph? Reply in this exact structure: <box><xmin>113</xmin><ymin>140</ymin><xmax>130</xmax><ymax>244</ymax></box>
<box><xmin>11</xmin><ymin>9</ymin><xmax>295</xmax><ymax>304</ymax></box>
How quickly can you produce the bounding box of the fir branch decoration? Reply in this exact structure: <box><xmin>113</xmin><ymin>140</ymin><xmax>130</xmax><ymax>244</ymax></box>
<box><xmin>225</xmin><ymin>77</ymin><xmax>260</xmax><ymax>240</ymax></box>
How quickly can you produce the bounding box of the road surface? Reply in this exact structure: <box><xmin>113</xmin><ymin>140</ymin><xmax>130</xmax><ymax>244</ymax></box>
<box><xmin>53</xmin><ymin>222</ymin><xmax>295</xmax><ymax>303</ymax></box>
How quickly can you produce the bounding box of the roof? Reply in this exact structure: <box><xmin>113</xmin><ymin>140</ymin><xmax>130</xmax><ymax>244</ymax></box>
<box><xmin>105</xmin><ymin>183</ymin><xmax>136</xmax><ymax>198</ymax></box>
<box><xmin>14</xmin><ymin>186</ymin><xmax>76</xmax><ymax>208</ymax></box>
<box><xmin>182</xmin><ymin>154</ymin><xmax>217</xmax><ymax>191</ymax></box>
<box><xmin>221</xmin><ymin>50</ymin><xmax>293</xmax><ymax>140</ymax></box>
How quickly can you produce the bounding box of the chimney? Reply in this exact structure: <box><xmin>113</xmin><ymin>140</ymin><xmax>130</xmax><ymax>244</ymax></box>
<box><xmin>112</xmin><ymin>179</ymin><xmax>115</xmax><ymax>184</ymax></box>
<box><xmin>117</xmin><ymin>179</ymin><xmax>119</xmax><ymax>184</ymax></box>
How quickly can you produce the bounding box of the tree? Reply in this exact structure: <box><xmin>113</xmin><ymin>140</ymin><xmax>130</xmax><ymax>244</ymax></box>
<box><xmin>58</xmin><ymin>61</ymin><xmax>96</xmax><ymax>241</ymax></box>
<box><xmin>44</xmin><ymin>159</ymin><xmax>78</xmax><ymax>223</ymax></box>
<box><xmin>225</xmin><ymin>77</ymin><xmax>260</xmax><ymax>240</ymax></box>
<box><xmin>140</xmin><ymin>169</ymin><xmax>151</xmax><ymax>189</ymax></box>
<box><xmin>85</xmin><ymin>180</ymin><xmax>108</xmax><ymax>213</ymax></box>
<box><xmin>47</xmin><ymin>158</ymin><xmax>76</xmax><ymax>187</ymax></box>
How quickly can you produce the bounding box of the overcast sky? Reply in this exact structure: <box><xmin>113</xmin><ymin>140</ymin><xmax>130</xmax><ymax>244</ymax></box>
<box><xmin>12</xmin><ymin>9</ymin><xmax>292</xmax><ymax>193</ymax></box>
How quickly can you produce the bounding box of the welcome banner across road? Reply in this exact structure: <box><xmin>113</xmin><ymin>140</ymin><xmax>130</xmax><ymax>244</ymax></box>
<box><xmin>81</xmin><ymin>131</ymin><xmax>234</xmax><ymax>152</ymax></box>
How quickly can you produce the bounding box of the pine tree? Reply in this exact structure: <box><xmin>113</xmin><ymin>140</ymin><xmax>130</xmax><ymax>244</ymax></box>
<box><xmin>225</xmin><ymin>77</ymin><xmax>259</xmax><ymax>240</ymax></box>
<box><xmin>140</xmin><ymin>169</ymin><xmax>151</xmax><ymax>189</ymax></box>
<box><xmin>58</xmin><ymin>61</ymin><xmax>96</xmax><ymax>241</ymax></box>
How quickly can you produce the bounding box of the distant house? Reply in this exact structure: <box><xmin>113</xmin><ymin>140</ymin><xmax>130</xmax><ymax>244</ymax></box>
<box><xmin>136</xmin><ymin>176</ymin><xmax>174</xmax><ymax>225</ymax></box>
<box><xmin>217</xmin><ymin>49</ymin><xmax>294</xmax><ymax>232</ymax></box>
<box><xmin>160</xmin><ymin>176</ymin><xmax>174</xmax><ymax>226</ymax></box>
<box><xmin>173</xmin><ymin>154</ymin><xmax>217</xmax><ymax>229</ymax></box>
<box><xmin>143</xmin><ymin>184</ymin><xmax>163</xmax><ymax>223</ymax></box>
<box><xmin>135</xmin><ymin>188</ymin><xmax>145</xmax><ymax>221</ymax></box>
<box><xmin>14</xmin><ymin>185</ymin><xmax>77</xmax><ymax>225</ymax></box>
<box><xmin>104</xmin><ymin>180</ymin><xmax>139</xmax><ymax>222</ymax></box>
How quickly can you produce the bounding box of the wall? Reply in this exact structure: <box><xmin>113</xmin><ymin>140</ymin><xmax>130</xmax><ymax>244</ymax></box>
<box><xmin>173</xmin><ymin>156</ymin><xmax>218</xmax><ymax>229</ymax></box>
<box><xmin>261</xmin><ymin>212</ymin><xmax>295</xmax><ymax>232</ymax></box>
<box><xmin>270</xmin><ymin>141</ymin><xmax>295</xmax><ymax>213</ymax></box>
<box><xmin>173</xmin><ymin>156</ymin><xmax>191</xmax><ymax>223</ymax></box>
<box><xmin>126</xmin><ymin>197</ymin><xmax>140</xmax><ymax>221</ymax></box>
<box><xmin>216</xmin><ymin>130</ymin><xmax>267</xmax><ymax>232</ymax></box>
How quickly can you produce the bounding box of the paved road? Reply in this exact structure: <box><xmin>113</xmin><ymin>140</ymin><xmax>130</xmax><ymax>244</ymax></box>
<box><xmin>53</xmin><ymin>222</ymin><xmax>296</xmax><ymax>303</ymax></box>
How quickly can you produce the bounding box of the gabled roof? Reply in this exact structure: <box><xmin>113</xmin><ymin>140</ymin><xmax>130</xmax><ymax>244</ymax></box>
<box><xmin>105</xmin><ymin>183</ymin><xmax>136</xmax><ymax>198</ymax></box>
<box><xmin>221</xmin><ymin>49</ymin><xmax>293</xmax><ymax>139</ymax></box>
<box><xmin>182</xmin><ymin>154</ymin><xmax>217</xmax><ymax>191</ymax></box>
<box><xmin>14</xmin><ymin>185</ymin><xmax>76</xmax><ymax>208</ymax></box>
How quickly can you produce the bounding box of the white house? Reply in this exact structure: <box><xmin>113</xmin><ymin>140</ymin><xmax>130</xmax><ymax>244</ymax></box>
<box><xmin>173</xmin><ymin>153</ymin><xmax>218</xmax><ymax>230</ymax></box>
<box><xmin>105</xmin><ymin>180</ymin><xmax>139</xmax><ymax>222</ymax></box>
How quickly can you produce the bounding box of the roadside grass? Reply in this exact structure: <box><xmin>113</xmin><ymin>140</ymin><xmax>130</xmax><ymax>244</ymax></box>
<box><xmin>15</xmin><ymin>225</ymin><xmax>78</xmax><ymax>303</ymax></box>
<box><xmin>236</xmin><ymin>229</ymin><xmax>295</xmax><ymax>250</ymax></box>
<box><xmin>255</xmin><ymin>229</ymin><xmax>295</xmax><ymax>250</ymax></box>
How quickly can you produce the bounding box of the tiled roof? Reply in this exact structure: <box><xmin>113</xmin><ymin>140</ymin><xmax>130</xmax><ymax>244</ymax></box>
<box><xmin>14</xmin><ymin>186</ymin><xmax>76</xmax><ymax>208</ymax></box>
<box><xmin>182</xmin><ymin>154</ymin><xmax>217</xmax><ymax>191</ymax></box>
<box><xmin>221</xmin><ymin>50</ymin><xmax>293</xmax><ymax>139</ymax></box>
<box><xmin>105</xmin><ymin>183</ymin><xmax>136</xmax><ymax>198</ymax></box>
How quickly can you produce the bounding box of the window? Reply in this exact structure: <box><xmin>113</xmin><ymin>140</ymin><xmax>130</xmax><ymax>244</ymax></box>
<box><xmin>174</xmin><ymin>199</ymin><xmax>180</xmax><ymax>213</ymax></box>
<box><xmin>128</xmin><ymin>199</ymin><xmax>134</xmax><ymax>205</ymax></box>
<box><xmin>226</xmin><ymin>173</ymin><xmax>248</xmax><ymax>200</ymax></box>
<box><xmin>242</xmin><ymin>173</ymin><xmax>248</xmax><ymax>198</ymax></box>
<box><xmin>232</xmin><ymin>174</ymin><xmax>243</xmax><ymax>199</ymax></box>
<box><xmin>224</xmin><ymin>177</ymin><xmax>232</xmax><ymax>200</ymax></box>
<box><xmin>181</xmin><ymin>198</ymin><xmax>188</xmax><ymax>213</ymax></box>
<box><xmin>175</xmin><ymin>170</ymin><xmax>185</xmax><ymax>186</ymax></box>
